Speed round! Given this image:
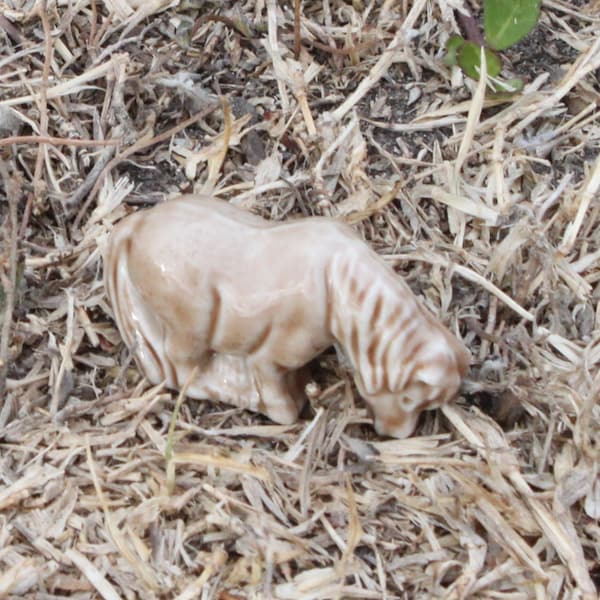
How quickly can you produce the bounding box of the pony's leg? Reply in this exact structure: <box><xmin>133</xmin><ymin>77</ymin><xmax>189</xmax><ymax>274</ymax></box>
<box><xmin>283</xmin><ymin>366</ymin><xmax>311</xmax><ymax>416</ymax></box>
<box><xmin>163</xmin><ymin>338</ymin><xmax>261</xmax><ymax>411</ymax></box>
<box><xmin>188</xmin><ymin>353</ymin><xmax>261</xmax><ymax>412</ymax></box>
<box><xmin>162</xmin><ymin>330</ymin><xmax>305</xmax><ymax>419</ymax></box>
<box><xmin>161</xmin><ymin>329</ymin><xmax>204</xmax><ymax>390</ymax></box>
<box><xmin>117</xmin><ymin>281</ymin><xmax>170</xmax><ymax>387</ymax></box>
<box><xmin>251</xmin><ymin>363</ymin><xmax>307</xmax><ymax>425</ymax></box>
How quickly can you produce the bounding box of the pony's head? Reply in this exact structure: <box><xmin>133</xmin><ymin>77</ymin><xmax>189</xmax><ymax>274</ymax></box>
<box><xmin>356</xmin><ymin>327</ymin><xmax>470</xmax><ymax>438</ymax></box>
<box><xmin>328</xmin><ymin>250</ymin><xmax>470</xmax><ymax>438</ymax></box>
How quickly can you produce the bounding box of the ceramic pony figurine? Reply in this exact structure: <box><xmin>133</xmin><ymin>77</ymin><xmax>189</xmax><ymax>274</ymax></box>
<box><xmin>104</xmin><ymin>195</ymin><xmax>469</xmax><ymax>438</ymax></box>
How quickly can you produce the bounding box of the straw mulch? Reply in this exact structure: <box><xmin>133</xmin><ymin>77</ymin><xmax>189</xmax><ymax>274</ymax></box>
<box><xmin>1</xmin><ymin>1</ymin><xmax>599</xmax><ymax>598</ymax></box>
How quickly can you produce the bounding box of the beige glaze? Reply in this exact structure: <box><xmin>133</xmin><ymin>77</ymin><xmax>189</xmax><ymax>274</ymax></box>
<box><xmin>104</xmin><ymin>195</ymin><xmax>470</xmax><ymax>438</ymax></box>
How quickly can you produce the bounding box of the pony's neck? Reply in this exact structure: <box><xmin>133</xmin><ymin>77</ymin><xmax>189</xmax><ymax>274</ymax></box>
<box><xmin>326</xmin><ymin>246</ymin><xmax>426</xmax><ymax>395</ymax></box>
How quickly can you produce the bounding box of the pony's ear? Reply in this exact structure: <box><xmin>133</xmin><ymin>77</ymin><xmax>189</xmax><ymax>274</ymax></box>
<box><xmin>415</xmin><ymin>360</ymin><xmax>447</xmax><ymax>386</ymax></box>
<box><xmin>415</xmin><ymin>347</ymin><xmax>468</xmax><ymax>398</ymax></box>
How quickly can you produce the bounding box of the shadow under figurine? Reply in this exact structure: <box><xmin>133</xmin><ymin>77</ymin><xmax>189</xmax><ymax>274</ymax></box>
<box><xmin>104</xmin><ymin>195</ymin><xmax>470</xmax><ymax>438</ymax></box>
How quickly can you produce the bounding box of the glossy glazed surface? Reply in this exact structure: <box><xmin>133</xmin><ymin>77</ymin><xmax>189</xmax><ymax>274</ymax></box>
<box><xmin>104</xmin><ymin>195</ymin><xmax>470</xmax><ymax>437</ymax></box>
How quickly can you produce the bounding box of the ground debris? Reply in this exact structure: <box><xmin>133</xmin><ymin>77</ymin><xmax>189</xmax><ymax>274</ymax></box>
<box><xmin>0</xmin><ymin>1</ymin><xmax>599</xmax><ymax>598</ymax></box>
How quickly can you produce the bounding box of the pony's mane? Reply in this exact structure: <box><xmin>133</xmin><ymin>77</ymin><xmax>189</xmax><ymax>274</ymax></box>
<box><xmin>327</xmin><ymin>247</ymin><xmax>437</xmax><ymax>396</ymax></box>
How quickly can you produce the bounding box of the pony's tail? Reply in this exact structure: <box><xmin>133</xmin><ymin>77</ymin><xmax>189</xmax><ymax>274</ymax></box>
<box><xmin>104</xmin><ymin>221</ymin><xmax>137</xmax><ymax>349</ymax></box>
<box><xmin>104</xmin><ymin>218</ymin><xmax>166</xmax><ymax>385</ymax></box>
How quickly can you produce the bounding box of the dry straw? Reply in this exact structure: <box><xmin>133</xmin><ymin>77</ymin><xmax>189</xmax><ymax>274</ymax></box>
<box><xmin>0</xmin><ymin>0</ymin><xmax>599</xmax><ymax>598</ymax></box>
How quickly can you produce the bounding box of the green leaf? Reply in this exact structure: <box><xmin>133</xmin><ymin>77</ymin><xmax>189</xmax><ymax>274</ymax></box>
<box><xmin>445</xmin><ymin>34</ymin><xmax>465</xmax><ymax>66</ymax></box>
<box><xmin>493</xmin><ymin>77</ymin><xmax>524</xmax><ymax>92</ymax></box>
<box><xmin>484</xmin><ymin>0</ymin><xmax>541</xmax><ymax>50</ymax></box>
<box><xmin>457</xmin><ymin>42</ymin><xmax>502</xmax><ymax>79</ymax></box>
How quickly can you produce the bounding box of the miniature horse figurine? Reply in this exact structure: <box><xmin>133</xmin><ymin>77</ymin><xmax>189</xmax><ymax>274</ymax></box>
<box><xmin>104</xmin><ymin>195</ymin><xmax>469</xmax><ymax>438</ymax></box>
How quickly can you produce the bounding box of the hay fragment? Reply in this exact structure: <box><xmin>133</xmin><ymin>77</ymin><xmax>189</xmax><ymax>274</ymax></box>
<box><xmin>65</xmin><ymin>548</ymin><xmax>121</xmax><ymax>600</ymax></box>
<box><xmin>0</xmin><ymin>559</ymin><xmax>39</xmax><ymax>597</ymax></box>
<box><xmin>1</xmin><ymin>2</ymin><xmax>599</xmax><ymax>597</ymax></box>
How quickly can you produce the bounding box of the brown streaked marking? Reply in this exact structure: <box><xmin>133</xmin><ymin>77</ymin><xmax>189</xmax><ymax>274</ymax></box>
<box><xmin>172</xmin><ymin>297</ymin><xmax>190</xmax><ymax>326</ymax></box>
<box><xmin>160</xmin><ymin>323</ymin><xmax>178</xmax><ymax>387</ymax></box>
<box><xmin>400</xmin><ymin>324</ymin><xmax>421</xmax><ymax>357</ymax></box>
<box><xmin>403</xmin><ymin>339</ymin><xmax>427</xmax><ymax>383</ymax></box>
<box><xmin>257</xmin><ymin>396</ymin><xmax>267</xmax><ymax>414</ymax></box>
<box><xmin>115</xmin><ymin>239</ymin><xmax>134</xmax><ymax>334</ymax></box>
<box><xmin>384</xmin><ymin>304</ymin><xmax>404</xmax><ymax>332</ymax></box>
<box><xmin>366</xmin><ymin>335</ymin><xmax>378</xmax><ymax>374</ymax></box>
<box><xmin>380</xmin><ymin>337</ymin><xmax>393</xmax><ymax>393</ymax></box>
<box><xmin>252</xmin><ymin>369</ymin><xmax>266</xmax><ymax>412</ymax></box>
<box><xmin>143</xmin><ymin>335</ymin><xmax>166</xmax><ymax>382</ymax></box>
<box><xmin>350</xmin><ymin>320</ymin><xmax>360</xmax><ymax>363</ymax></box>
<box><xmin>357</xmin><ymin>285</ymin><xmax>368</xmax><ymax>306</ymax></box>
<box><xmin>121</xmin><ymin>313</ymin><xmax>136</xmax><ymax>350</ymax></box>
<box><xmin>206</xmin><ymin>286</ymin><xmax>222</xmax><ymax>347</ymax></box>
<box><xmin>119</xmin><ymin>281</ymin><xmax>138</xmax><ymax>349</ymax></box>
<box><xmin>328</xmin><ymin>277</ymin><xmax>342</xmax><ymax>339</ymax></box>
<box><xmin>393</xmin><ymin>312</ymin><xmax>423</xmax><ymax>352</ymax></box>
<box><xmin>363</xmin><ymin>296</ymin><xmax>385</xmax><ymax>388</ymax></box>
<box><xmin>339</xmin><ymin>257</ymin><xmax>350</xmax><ymax>282</ymax></box>
<box><xmin>391</xmin><ymin>315</ymin><xmax>415</xmax><ymax>347</ymax></box>
<box><xmin>329</xmin><ymin>303</ymin><xmax>340</xmax><ymax>339</ymax></box>
<box><xmin>324</xmin><ymin>298</ymin><xmax>334</xmax><ymax>335</ymax></box>
<box><xmin>247</xmin><ymin>323</ymin><xmax>273</xmax><ymax>355</ymax></box>
<box><xmin>370</xmin><ymin>294</ymin><xmax>383</xmax><ymax>329</ymax></box>
<box><xmin>349</xmin><ymin>275</ymin><xmax>358</xmax><ymax>298</ymax></box>
<box><xmin>108</xmin><ymin>237</ymin><xmax>126</xmax><ymax>307</ymax></box>
<box><xmin>165</xmin><ymin>354</ymin><xmax>179</xmax><ymax>388</ymax></box>
<box><xmin>383</xmin><ymin>323</ymin><xmax>421</xmax><ymax>393</ymax></box>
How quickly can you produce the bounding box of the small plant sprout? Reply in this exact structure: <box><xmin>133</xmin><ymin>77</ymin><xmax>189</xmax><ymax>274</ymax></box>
<box><xmin>445</xmin><ymin>0</ymin><xmax>542</xmax><ymax>92</ymax></box>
